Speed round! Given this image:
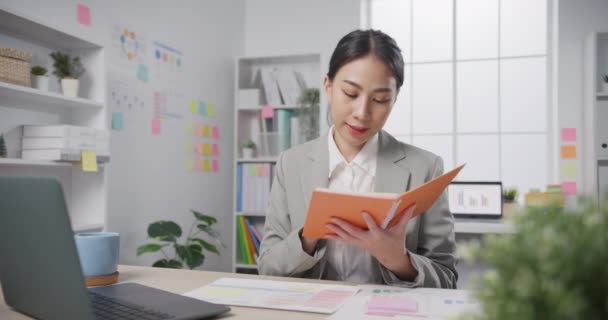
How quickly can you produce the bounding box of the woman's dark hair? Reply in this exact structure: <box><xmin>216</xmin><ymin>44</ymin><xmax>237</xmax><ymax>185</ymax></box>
<box><xmin>327</xmin><ymin>29</ymin><xmax>405</xmax><ymax>90</ymax></box>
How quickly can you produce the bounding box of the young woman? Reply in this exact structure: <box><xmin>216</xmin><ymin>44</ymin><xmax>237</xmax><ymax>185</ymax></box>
<box><xmin>257</xmin><ymin>29</ymin><xmax>457</xmax><ymax>289</ymax></box>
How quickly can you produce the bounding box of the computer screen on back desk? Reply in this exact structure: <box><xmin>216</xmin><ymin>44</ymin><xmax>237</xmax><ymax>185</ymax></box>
<box><xmin>448</xmin><ymin>182</ymin><xmax>502</xmax><ymax>217</ymax></box>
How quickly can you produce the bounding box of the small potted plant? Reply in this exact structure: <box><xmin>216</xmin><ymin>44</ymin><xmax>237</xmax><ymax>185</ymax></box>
<box><xmin>502</xmin><ymin>187</ymin><xmax>518</xmax><ymax>217</ymax></box>
<box><xmin>50</xmin><ymin>51</ymin><xmax>85</xmax><ymax>97</ymax></box>
<box><xmin>602</xmin><ymin>74</ymin><xmax>608</xmax><ymax>93</ymax></box>
<box><xmin>31</xmin><ymin>66</ymin><xmax>49</xmax><ymax>91</ymax></box>
<box><xmin>0</xmin><ymin>133</ymin><xmax>6</xmax><ymax>158</ymax></box>
<box><xmin>241</xmin><ymin>139</ymin><xmax>256</xmax><ymax>159</ymax></box>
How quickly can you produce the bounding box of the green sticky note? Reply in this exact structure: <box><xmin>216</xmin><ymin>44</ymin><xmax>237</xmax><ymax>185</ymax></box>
<box><xmin>560</xmin><ymin>163</ymin><xmax>577</xmax><ymax>178</ymax></box>
<box><xmin>111</xmin><ymin>112</ymin><xmax>124</xmax><ymax>130</ymax></box>
<box><xmin>189</xmin><ymin>99</ymin><xmax>197</xmax><ymax>114</ymax></box>
<box><xmin>249</xmin><ymin>164</ymin><xmax>255</xmax><ymax>176</ymax></box>
<box><xmin>207</xmin><ymin>103</ymin><xmax>215</xmax><ymax>117</ymax></box>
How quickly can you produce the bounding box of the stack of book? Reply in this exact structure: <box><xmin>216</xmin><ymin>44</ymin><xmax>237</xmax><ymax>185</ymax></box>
<box><xmin>236</xmin><ymin>215</ymin><xmax>263</xmax><ymax>265</ymax></box>
<box><xmin>236</xmin><ymin>163</ymin><xmax>273</xmax><ymax>214</ymax></box>
<box><xmin>21</xmin><ymin>125</ymin><xmax>110</xmax><ymax>162</ymax></box>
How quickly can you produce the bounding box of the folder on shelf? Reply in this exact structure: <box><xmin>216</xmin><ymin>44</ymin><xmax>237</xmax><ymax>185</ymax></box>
<box><xmin>302</xmin><ymin>164</ymin><xmax>465</xmax><ymax>238</ymax></box>
<box><xmin>236</xmin><ymin>216</ymin><xmax>250</xmax><ymax>264</ymax></box>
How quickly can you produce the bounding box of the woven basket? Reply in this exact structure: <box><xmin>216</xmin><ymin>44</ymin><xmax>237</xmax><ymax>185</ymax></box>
<box><xmin>0</xmin><ymin>48</ymin><xmax>32</xmax><ymax>87</ymax></box>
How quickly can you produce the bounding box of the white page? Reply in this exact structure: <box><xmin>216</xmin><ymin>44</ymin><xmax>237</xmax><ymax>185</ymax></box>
<box><xmin>184</xmin><ymin>278</ymin><xmax>360</xmax><ymax>314</ymax></box>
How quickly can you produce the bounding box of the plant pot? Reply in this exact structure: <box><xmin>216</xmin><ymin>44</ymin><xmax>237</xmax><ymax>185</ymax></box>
<box><xmin>503</xmin><ymin>201</ymin><xmax>520</xmax><ymax>218</ymax></box>
<box><xmin>32</xmin><ymin>75</ymin><xmax>49</xmax><ymax>91</ymax></box>
<box><xmin>61</xmin><ymin>78</ymin><xmax>79</xmax><ymax>97</ymax></box>
<box><xmin>242</xmin><ymin>148</ymin><xmax>254</xmax><ymax>159</ymax></box>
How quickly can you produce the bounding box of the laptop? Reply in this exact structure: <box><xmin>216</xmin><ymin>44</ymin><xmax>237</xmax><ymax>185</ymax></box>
<box><xmin>448</xmin><ymin>181</ymin><xmax>503</xmax><ymax>219</ymax></box>
<box><xmin>0</xmin><ymin>177</ymin><xmax>230</xmax><ymax>320</ymax></box>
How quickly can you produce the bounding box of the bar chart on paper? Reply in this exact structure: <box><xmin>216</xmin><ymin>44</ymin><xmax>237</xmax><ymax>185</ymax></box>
<box><xmin>448</xmin><ymin>184</ymin><xmax>502</xmax><ymax>215</ymax></box>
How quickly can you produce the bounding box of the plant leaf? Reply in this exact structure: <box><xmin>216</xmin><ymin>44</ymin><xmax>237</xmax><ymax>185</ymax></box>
<box><xmin>152</xmin><ymin>259</ymin><xmax>183</xmax><ymax>269</ymax></box>
<box><xmin>176</xmin><ymin>244</ymin><xmax>205</xmax><ymax>269</ymax></box>
<box><xmin>191</xmin><ymin>238</ymin><xmax>220</xmax><ymax>255</ymax></box>
<box><xmin>148</xmin><ymin>221</ymin><xmax>182</xmax><ymax>242</ymax></box>
<box><xmin>191</xmin><ymin>210</ymin><xmax>217</xmax><ymax>226</ymax></box>
<box><xmin>197</xmin><ymin>224</ymin><xmax>219</xmax><ymax>237</ymax></box>
<box><xmin>136</xmin><ymin>243</ymin><xmax>166</xmax><ymax>256</ymax></box>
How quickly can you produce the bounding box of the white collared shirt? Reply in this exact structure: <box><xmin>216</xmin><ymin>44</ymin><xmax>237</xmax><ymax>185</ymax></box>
<box><xmin>323</xmin><ymin>126</ymin><xmax>384</xmax><ymax>283</ymax></box>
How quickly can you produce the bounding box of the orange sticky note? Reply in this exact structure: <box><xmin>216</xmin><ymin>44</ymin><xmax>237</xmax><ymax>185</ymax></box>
<box><xmin>203</xmin><ymin>143</ymin><xmax>211</xmax><ymax>156</ymax></box>
<box><xmin>81</xmin><ymin>150</ymin><xmax>98</xmax><ymax>172</ymax></box>
<box><xmin>194</xmin><ymin>142</ymin><xmax>203</xmax><ymax>154</ymax></box>
<box><xmin>203</xmin><ymin>159</ymin><xmax>211</xmax><ymax>172</ymax></box>
<box><xmin>561</xmin><ymin>145</ymin><xmax>576</xmax><ymax>159</ymax></box>
<box><xmin>195</xmin><ymin>124</ymin><xmax>203</xmax><ymax>137</ymax></box>
<box><xmin>194</xmin><ymin>157</ymin><xmax>203</xmax><ymax>171</ymax></box>
<box><xmin>203</xmin><ymin>125</ymin><xmax>210</xmax><ymax>138</ymax></box>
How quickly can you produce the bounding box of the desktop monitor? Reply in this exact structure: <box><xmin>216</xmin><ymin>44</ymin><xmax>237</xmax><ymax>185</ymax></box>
<box><xmin>448</xmin><ymin>181</ymin><xmax>503</xmax><ymax>219</ymax></box>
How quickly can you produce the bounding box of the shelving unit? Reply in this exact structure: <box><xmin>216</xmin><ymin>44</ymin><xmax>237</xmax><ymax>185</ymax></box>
<box><xmin>232</xmin><ymin>53</ymin><xmax>322</xmax><ymax>273</ymax></box>
<box><xmin>0</xmin><ymin>7</ymin><xmax>108</xmax><ymax>232</ymax></box>
<box><xmin>583</xmin><ymin>31</ymin><xmax>608</xmax><ymax>202</ymax></box>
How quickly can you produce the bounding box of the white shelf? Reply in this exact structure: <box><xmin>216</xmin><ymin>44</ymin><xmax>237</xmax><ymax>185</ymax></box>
<box><xmin>0</xmin><ymin>82</ymin><xmax>103</xmax><ymax>112</ymax></box>
<box><xmin>597</xmin><ymin>92</ymin><xmax>608</xmax><ymax>97</ymax></box>
<box><xmin>0</xmin><ymin>7</ymin><xmax>102</xmax><ymax>49</ymax></box>
<box><xmin>235</xmin><ymin>263</ymin><xmax>258</xmax><ymax>270</ymax></box>
<box><xmin>237</xmin><ymin>157</ymin><xmax>278</xmax><ymax>163</ymax></box>
<box><xmin>0</xmin><ymin>158</ymin><xmax>106</xmax><ymax>168</ymax></box>
<box><xmin>454</xmin><ymin>219</ymin><xmax>515</xmax><ymax>234</ymax></box>
<box><xmin>73</xmin><ymin>222</ymin><xmax>105</xmax><ymax>233</ymax></box>
<box><xmin>238</xmin><ymin>105</ymin><xmax>300</xmax><ymax>111</ymax></box>
<box><xmin>236</xmin><ymin>211</ymin><xmax>266</xmax><ymax>217</ymax></box>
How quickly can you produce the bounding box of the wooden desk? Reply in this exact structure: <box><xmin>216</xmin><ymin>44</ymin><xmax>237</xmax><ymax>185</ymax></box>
<box><xmin>0</xmin><ymin>265</ymin><xmax>356</xmax><ymax>320</ymax></box>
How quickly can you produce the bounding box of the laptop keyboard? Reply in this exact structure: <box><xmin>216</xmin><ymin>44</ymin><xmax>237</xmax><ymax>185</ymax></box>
<box><xmin>89</xmin><ymin>291</ymin><xmax>174</xmax><ymax>320</ymax></box>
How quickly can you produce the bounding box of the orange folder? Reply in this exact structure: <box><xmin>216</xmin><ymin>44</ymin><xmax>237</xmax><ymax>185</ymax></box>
<box><xmin>302</xmin><ymin>164</ymin><xmax>465</xmax><ymax>238</ymax></box>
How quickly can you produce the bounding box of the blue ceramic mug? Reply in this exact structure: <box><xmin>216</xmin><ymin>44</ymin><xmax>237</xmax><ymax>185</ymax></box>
<box><xmin>74</xmin><ymin>232</ymin><xmax>120</xmax><ymax>277</ymax></box>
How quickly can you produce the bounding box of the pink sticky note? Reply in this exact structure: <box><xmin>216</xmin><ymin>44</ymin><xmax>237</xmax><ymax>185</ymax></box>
<box><xmin>212</xmin><ymin>125</ymin><xmax>219</xmax><ymax>139</ymax></box>
<box><xmin>194</xmin><ymin>157</ymin><xmax>203</xmax><ymax>171</ymax></box>
<box><xmin>77</xmin><ymin>4</ymin><xmax>91</xmax><ymax>26</ymax></box>
<box><xmin>561</xmin><ymin>128</ymin><xmax>577</xmax><ymax>142</ymax></box>
<box><xmin>212</xmin><ymin>144</ymin><xmax>219</xmax><ymax>156</ymax></box>
<box><xmin>262</xmin><ymin>164</ymin><xmax>270</xmax><ymax>177</ymax></box>
<box><xmin>152</xmin><ymin>119</ymin><xmax>161</xmax><ymax>135</ymax></box>
<box><xmin>212</xmin><ymin>159</ymin><xmax>219</xmax><ymax>172</ymax></box>
<box><xmin>261</xmin><ymin>105</ymin><xmax>274</xmax><ymax>119</ymax></box>
<box><xmin>194</xmin><ymin>142</ymin><xmax>203</xmax><ymax>154</ymax></box>
<box><xmin>195</xmin><ymin>124</ymin><xmax>203</xmax><ymax>137</ymax></box>
<box><xmin>562</xmin><ymin>181</ymin><xmax>577</xmax><ymax>195</ymax></box>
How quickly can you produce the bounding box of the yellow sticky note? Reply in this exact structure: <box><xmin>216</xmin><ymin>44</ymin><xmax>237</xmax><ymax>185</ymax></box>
<box><xmin>203</xmin><ymin>125</ymin><xmax>210</xmax><ymax>138</ymax></box>
<box><xmin>190</xmin><ymin>99</ymin><xmax>197</xmax><ymax>114</ymax></box>
<box><xmin>207</xmin><ymin>103</ymin><xmax>215</xmax><ymax>117</ymax></box>
<box><xmin>560</xmin><ymin>163</ymin><xmax>577</xmax><ymax>178</ymax></box>
<box><xmin>203</xmin><ymin>159</ymin><xmax>211</xmax><ymax>172</ymax></box>
<box><xmin>203</xmin><ymin>143</ymin><xmax>211</xmax><ymax>155</ymax></box>
<box><xmin>81</xmin><ymin>150</ymin><xmax>98</xmax><ymax>172</ymax></box>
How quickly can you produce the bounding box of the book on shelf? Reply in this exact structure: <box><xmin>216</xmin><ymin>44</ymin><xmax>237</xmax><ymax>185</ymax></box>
<box><xmin>237</xmin><ymin>163</ymin><xmax>273</xmax><ymax>214</ymax></box>
<box><xmin>302</xmin><ymin>164</ymin><xmax>466</xmax><ymax>238</ymax></box>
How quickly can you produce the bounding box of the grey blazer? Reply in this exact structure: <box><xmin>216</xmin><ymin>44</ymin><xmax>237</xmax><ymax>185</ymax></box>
<box><xmin>257</xmin><ymin>130</ymin><xmax>458</xmax><ymax>288</ymax></box>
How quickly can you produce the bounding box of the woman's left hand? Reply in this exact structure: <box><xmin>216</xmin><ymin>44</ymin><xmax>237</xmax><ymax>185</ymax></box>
<box><xmin>325</xmin><ymin>204</ymin><xmax>418</xmax><ymax>281</ymax></box>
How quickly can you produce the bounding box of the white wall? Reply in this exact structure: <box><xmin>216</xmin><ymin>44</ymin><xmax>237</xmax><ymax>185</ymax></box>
<box><xmin>0</xmin><ymin>0</ymin><xmax>245</xmax><ymax>272</ymax></box>
<box><xmin>558</xmin><ymin>0</ymin><xmax>608</xmax><ymax>195</ymax></box>
<box><xmin>244</xmin><ymin>0</ymin><xmax>362</xmax><ymax>134</ymax></box>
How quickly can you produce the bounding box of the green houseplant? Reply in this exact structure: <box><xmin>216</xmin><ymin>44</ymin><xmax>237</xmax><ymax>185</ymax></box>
<box><xmin>502</xmin><ymin>187</ymin><xmax>518</xmax><ymax>203</ymax></box>
<box><xmin>50</xmin><ymin>51</ymin><xmax>85</xmax><ymax>97</ymax></box>
<box><xmin>31</xmin><ymin>66</ymin><xmax>49</xmax><ymax>91</ymax></box>
<box><xmin>602</xmin><ymin>74</ymin><xmax>608</xmax><ymax>93</ymax></box>
<box><xmin>296</xmin><ymin>88</ymin><xmax>320</xmax><ymax>144</ymax></box>
<box><xmin>459</xmin><ymin>198</ymin><xmax>608</xmax><ymax>319</ymax></box>
<box><xmin>240</xmin><ymin>139</ymin><xmax>256</xmax><ymax>159</ymax></box>
<box><xmin>136</xmin><ymin>209</ymin><xmax>225</xmax><ymax>269</ymax></box>
<box><xmin>0</xmin><ymin>134</ymin><xmax>6</xmax><ymax>158</ymax></box>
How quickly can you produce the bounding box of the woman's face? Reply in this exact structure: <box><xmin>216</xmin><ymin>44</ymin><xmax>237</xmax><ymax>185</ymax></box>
<box><xmin>324</xmin><ymin>54</ymin><xmax>398</xmax><ymax>150</ymax></box>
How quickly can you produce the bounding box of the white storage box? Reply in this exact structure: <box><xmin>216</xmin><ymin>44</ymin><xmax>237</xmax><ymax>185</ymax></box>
<box><xmin>23</xmin><ymin>125</ymin><xmax>109</xmax><ymax>139</ymax></box>
<box><xmin>22</xmin><ymin>137</ymin><xmax>110</xmax><ymax>151</ymax></box>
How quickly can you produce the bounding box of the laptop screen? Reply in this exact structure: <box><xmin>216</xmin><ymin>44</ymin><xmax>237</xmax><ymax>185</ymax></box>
<box><xmin>448</xmin><ymin>182</ymin><xmax>503</xmax><ymax>218</ymax></box>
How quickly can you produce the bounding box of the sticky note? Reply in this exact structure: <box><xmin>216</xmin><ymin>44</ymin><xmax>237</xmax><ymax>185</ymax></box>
<box><xmin>561</xmin><ymin>128</ymin><xmax>576</xmax><ymax>142</ymax></box>
<box><xmin>184</xmin><ymin>159</ymin><xmax>193</xmax><ymax>172</ymax></box>
<box><xmin>212</xmin><ymin>125</ymin><xmax>219</xmax><ymax>139</ymax></box>
<box><xmin>262</xmin><ymin>165</ymin><xmax>270</xmax><ymax>177</ymax></box>
<box><xmin>560</xmin><ymin>163</ymin><xmax>577</xmax><ymax>178</ymax></box>
<box><xmin>203</xmin><ymin>125</ymin><xmax>210</xmax><ymax>138</ymax></box>
<box><xmin>194</xmin><ymin>142</ymin><xmax>203</xmax><ymax>154</ymax></box>
<box><xmin>203</xmin><ymin>159</ymin><xmax>211</xmax><ymax>172</ymax></box>
<box><xmin>194</xmin><ymin>157</ymin><xmax>203</xmax><ymax>171</ymax></box>
<box><xmin>203</xmin><ymin>143</ymin><xmax>211</xmax><ymax>156</ymax></box>
<box><xmin>77</xmin><ymin>4</ymin><xmax>91</xmax><ymax>26</ymax></box>
<box><xmin>190</xmin><ymin>99</ymin><xmax>197</xmax><ymax>114</ymax></box>
<box><xmin>198</xmin><ymin>102</ymin><xmax>207</xmax><ymax>116</ymax></box>
<box><xmin>207</xmin><ymin>103</ymin><xmax>215</xmax><ymax>117</ymax></box>
<box><xmin>111</xmin><ymin>112</ymin><xmax>123</xmax><ymax>130</ymax></box>
<box><xmin>249</xmin><ymin>164</ymin><xmax>256</xmax><ymax>176</ymax></box>
<box><xmin>212</xmin><ymin>144</ymin><xmax>219</xmax><ymax>156</ymax></box>
<box><xmin>257</xmin><ymin>165</ymin><xmax>263</xmax><ymax>177</ymax></box>
<box><xmin>562</xmin><ymin>181</ymin><xmax>577</xmax><ymax>195</ymax></box>
<box><xmin>195</xmin><ymin>124</ymin><xmax>203</xmax><ymax>137</ymax></box>
<box><xmin>152</xmin><ymin>118</ymin><xmax>161</xmax><ymax>135</ymax></box>
<box><xmin>184</xmin><ymin>123</ymin><xmax>193</xmax><ymax>135</ymax></box>
<box><xmin>262</xmin><ymin>105</ymin><xmax>274</xmax><ymax>119</ymax></box>
<box><xmin>137</xmin><ymin>64</ymin><xmax>148</xmax><ymax>82</ymax></box>
<box><xmin>212</xmin><ymin>159</ymin><xmax>219</xmax><ymax>172</ymax></box>
<box><xmin>81</xmin><ymin>150</ymin><xmax>98</xmax><ymax>172</ymax></box>
<box><xmin>561</xmin><ymin>145</ymin><xmax>576</xmax><ymax>159</ymax></box>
